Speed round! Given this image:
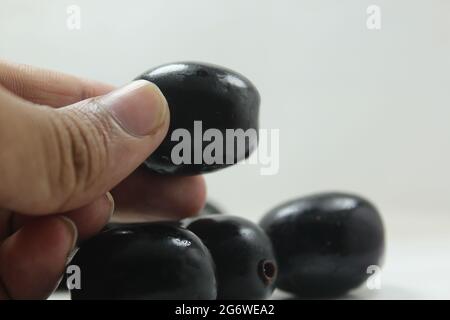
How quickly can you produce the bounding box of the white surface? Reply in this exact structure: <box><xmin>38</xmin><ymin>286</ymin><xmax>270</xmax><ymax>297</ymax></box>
<box><xmin>1</xmin><ymin>0</ymin><xmax>449</xmax><ymax>299</ymax></box>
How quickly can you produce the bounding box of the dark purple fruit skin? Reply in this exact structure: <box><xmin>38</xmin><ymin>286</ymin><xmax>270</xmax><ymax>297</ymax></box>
<box><xmin>260</xmin><ymin>192</ymin><xmax>385</xmax><ymax>298</ymax></box>
<box><xmin>135</xmin><ymin>62</ymin><xmax>260</xmax><ymax>175</ymax></box>
<box><xmin>69</xmin><ymin>222</ymin><xmax>217</xmax><ymax>300</ymax></box>
<box><xmin>182</xmin><ymin>215</ymin><xmax>277</xmax><ymax>300</ymax></box>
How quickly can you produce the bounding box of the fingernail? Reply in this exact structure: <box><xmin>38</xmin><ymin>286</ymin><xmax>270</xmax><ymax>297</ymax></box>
<box><xmin>101</xmin><ymin>80</ymin><xmax>169</xmax><ymax>136</ymax></box>
<box><xmin>106</xmin><ymin>192</ymin><xmax>115</xmax><ymax>220</ymax></box>
<box><xmin>59</xmin><ymin>216</ymin><xmax>78</xmax><ymax>251</ymax></box>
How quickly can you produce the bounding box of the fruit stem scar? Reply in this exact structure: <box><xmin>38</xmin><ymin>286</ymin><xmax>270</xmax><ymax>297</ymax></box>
<box><xmin>258</xmin><ymin>259</ymin><xmax>277</xmax><ymax>285</ymax></box>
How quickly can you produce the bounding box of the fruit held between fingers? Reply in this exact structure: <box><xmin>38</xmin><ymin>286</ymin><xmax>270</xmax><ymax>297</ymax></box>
<box><xmin>135</xmin><ymin>62</ymin><xmax>260</xmax><ymax>175</ymax></box>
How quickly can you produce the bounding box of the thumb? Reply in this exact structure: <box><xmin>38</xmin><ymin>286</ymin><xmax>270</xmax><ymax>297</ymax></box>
<box><xmin>0</xmin><ymin>80</ymin><xmax>169</xmax><ymax>214</ymax></box>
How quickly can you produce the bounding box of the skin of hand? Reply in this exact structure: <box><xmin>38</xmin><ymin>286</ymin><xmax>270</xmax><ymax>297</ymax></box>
<box><xmin>0</xmin><ymin>60</ymin><xmax>206</xmax><ymax>299</ymax></box>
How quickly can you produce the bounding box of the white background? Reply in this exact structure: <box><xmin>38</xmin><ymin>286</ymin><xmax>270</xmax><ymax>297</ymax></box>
<box><xmin>1</xmin><ymin>0</ymin><xmax>450</xmax><ymax>299</ymax></box>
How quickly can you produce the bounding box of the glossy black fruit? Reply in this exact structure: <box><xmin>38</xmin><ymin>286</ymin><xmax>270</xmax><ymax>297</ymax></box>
<box><xmin>135</xmin><ymin>62</ymin><xmax>260</xmax><ymax>175</ymax></box>
<box><xmin>199</xmin><ymin>201</ymin><xmax>224</xmax><ymax>215</ymax></box>
<box><xmin>260</xmin><ymin>192</ymin><xmax>385</xmax><ymax>298</ymax></box>
<box><xmin>182</xmin><ymin>215</ymin><xmax>277</xmax><ymax>299</ymax></box>
<box><xmin>69</xmin><ymin>222</ymin><xmax>217</xmax><ymax>300</ymax></box>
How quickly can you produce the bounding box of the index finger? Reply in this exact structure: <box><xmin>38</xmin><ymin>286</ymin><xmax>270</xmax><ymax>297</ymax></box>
<box><xmin>0</xmin><ymin>59</ymin><xmax>115</xmax><ymax>107</ymax></box>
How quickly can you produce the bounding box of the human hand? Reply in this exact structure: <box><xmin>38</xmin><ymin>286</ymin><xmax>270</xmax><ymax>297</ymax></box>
<box><xmin>0</xmin><ymin>60</ymin><xmax>206</xmax><ymax>299</ymax></box>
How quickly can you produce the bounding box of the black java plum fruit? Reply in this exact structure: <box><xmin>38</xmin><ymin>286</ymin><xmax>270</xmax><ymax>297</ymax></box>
<box><xmin>260</xmin><ymin>192</ymin><xmax>385</xmax><ymax>298</ymax></box>
<box><xmin>135</xmin><ymin>62</ymin><xmax>260</xmax><ymax>175</ymax></box>
<box><xmin>69</xmin><ymin>222</ymin><xmax>217</xmax><ymax>300</ymax></box>
<box><xmin>182</xmin><ymin>215</ymin><xmax>277</xmax><ymax>299</ymax></box>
